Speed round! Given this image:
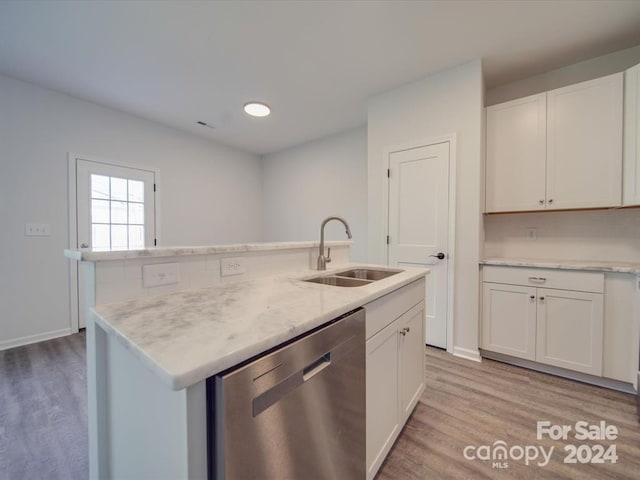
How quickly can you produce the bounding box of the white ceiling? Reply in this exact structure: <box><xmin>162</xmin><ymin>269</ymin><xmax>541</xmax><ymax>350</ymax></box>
<box><xmin>1</xmin><ymin>1</ymin><xmax>640</xmax><ymax>155</ymax></box>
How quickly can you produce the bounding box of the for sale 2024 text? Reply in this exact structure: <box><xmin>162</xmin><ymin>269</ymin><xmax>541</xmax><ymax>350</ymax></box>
<box><xmin>538</xmin><ymin>420</ymin><xmax>618</xmax><ymax>465</ymax></box>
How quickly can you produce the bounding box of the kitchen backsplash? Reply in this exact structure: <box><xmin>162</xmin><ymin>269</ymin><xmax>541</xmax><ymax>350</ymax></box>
<box><xmin>484</xmin><ymin>208</ymin><xmax>640</xmax><ymax>262</ymax></box>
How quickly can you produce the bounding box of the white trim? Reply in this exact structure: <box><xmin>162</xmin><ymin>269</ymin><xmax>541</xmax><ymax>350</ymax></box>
<box><xmin>452</xmin><ymin>346</ymin><xmax>482</xmax><ymax>363</ymax></box>
<box><xmin>447</xmin><ymin>137</ymin><xmax>457</xmax><ymax>354</ymax></box>
<box><xmin>68</xmin><ymin>155</ymin><xmax>79</xmax><ymax>334</ymax></box>
<box><xmin>67</xmin><ymin>152</ymin><xmax>159</xmax><ymax>331</ymax></box>
<box><xmin>0</xmin><ymin>328</ymin><xmax>73</xmax><ymax>352</ymax></box>
<box><xmin>481</xmin><ymin>350</ymin><xmax>635</xmax><ymax>394</ymax></box>
<box><xmin>382</xmin><ymin>134</ymin><xmax>457</xmax><ymax>354</ymax></box>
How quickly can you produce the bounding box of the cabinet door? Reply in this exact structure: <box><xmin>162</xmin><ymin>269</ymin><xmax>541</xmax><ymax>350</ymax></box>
<box><xmin>623</xmin><ymin>63</ymin><xmax>640</xmax><ymax>205</ymax></box>
<box><xmin>536</xmin><ymin>288</ymin><xmax>603</xmax><ymax>376</ymax></box>
<box><xmin>485</xmin><ymin>93</ymin><xmax>547</xmax><ymax>212</ymax></box>
<box><xmin>482</xmin><ymin>282</ymin><xmax>537</xmax><ymax>361</ymax></box>
<box><xmin>366</xmin><ymin>320</ymin><xmax>399</xmax><ymax>480</ymax></box>
<box><xmin>398</xmin><ymin>302</ymin><xmax>425</xmax><ymax>423</ymax></box>
<box><xmin>546</xmin><ymin>73</ymin><xmax>623</xmax><ymax>209</ymax></box>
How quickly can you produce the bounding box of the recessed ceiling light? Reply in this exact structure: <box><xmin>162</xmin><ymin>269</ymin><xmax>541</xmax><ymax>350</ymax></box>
<box><xmin>243</xmin><ymin>102</ymin><xmax>271</xmax><ymax>117</ymax></box>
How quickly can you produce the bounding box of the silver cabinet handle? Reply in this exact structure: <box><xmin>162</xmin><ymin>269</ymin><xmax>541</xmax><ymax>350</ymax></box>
<box><xmin>80</xmin><ymin>243</ymin><xmax>89</xmax><ymax>249</ymax></box>
<box><xmin>528</xmin><ymin>276</ymin><xmax>546</xmax><ymax>283</ymax></box>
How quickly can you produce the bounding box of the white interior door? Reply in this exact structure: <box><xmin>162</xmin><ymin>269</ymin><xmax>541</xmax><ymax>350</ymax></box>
<box><xmin>388</xmin><ymin>142</ymin><xmax>450</xmax><ymax>348</ymax></box>
<box><xmin>75</xmin><ymin>158</ymin><xmax>156</xmax><ymax>328</ymax></box>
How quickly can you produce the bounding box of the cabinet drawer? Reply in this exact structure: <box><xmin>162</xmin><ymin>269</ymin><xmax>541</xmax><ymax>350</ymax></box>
<box><xmin>364</xmin><ymin>278</ymin><xmax>425</xmax><ymax>339</ymax></box>
<box><xmin>482</xmin><ymin>266</ymin><xmax>604</xmax><ymax>293</ymax></box>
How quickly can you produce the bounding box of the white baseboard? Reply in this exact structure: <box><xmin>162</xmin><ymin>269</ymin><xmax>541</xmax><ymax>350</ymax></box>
<box><xmin>481</xmin><ymin>350</ymin><xmax>636</xmax><ymax>394</ymax></box>
<box><xmin>0</xmin><ymin>328</ymin><xmax>73</xmax><ymax>351</ymax></box>
<box><xmin>452</xmin><ymin>346</ymin><xmax>481</xmax><ymax>362</ymax></box>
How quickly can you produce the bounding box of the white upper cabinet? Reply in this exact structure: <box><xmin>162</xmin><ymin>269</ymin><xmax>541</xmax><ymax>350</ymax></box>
<box><xmin>485</xmin><ymin>93</ymin><xmax>547</xmax><ymax>212</ymax></box>
<box><xmin>485</xmin><ymin>73</ymin><xmax>624</xmax><ymax>213</ymax></box>
<box><xmin>546</xmin><ymin>73</ymin><xmax>623</xmax><ymax>209</ymax></box>
<box><xmin>623</xmin><ymin>63</ymin><xmax>640</xmax><ymax>205</ymax></box>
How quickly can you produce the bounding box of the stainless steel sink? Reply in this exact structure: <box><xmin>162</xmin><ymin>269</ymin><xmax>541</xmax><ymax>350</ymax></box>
<box><xmin>304</xmin><ymin>268</ymin><xmax>403</xmax><ymax>287</ymax></box>
<box><xmin>305</xmin><ymin>276</ymin><xmax>371</xmax><ymax>287</ymax></box>
<box><xmin>334</xmin><ymin>268</ymin><xmax>402</xmax><ymax>281</ymax></box>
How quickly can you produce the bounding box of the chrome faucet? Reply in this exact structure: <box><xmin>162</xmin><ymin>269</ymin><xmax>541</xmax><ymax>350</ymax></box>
<box><xmin>317</xmin><ymin>216</ymin><xmax>352</xmax><ymax>270</ymax></box>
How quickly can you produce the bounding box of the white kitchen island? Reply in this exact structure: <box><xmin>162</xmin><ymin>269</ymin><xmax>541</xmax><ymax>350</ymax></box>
<box><xmin>66</xmin><ymin>242</ymin><xmax>428</xmax><ymax>479</ymax></box>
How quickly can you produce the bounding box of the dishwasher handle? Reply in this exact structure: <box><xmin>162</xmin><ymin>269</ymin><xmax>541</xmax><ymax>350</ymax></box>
<box><xmin>302</xmin><ymin>353</ymin><xmax>332</xmax><ymax>381</ymax></box>
<box><xmin>253</xmin><ymin>351</ymin><xmax>334</xmax><ymax>417</ymax></box>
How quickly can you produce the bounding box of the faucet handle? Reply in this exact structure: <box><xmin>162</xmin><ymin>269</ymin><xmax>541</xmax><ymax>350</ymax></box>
<box><xmin>326</xmin><ymin>247</ymin><xmax>331</xmax><ymax>263</ymax></box>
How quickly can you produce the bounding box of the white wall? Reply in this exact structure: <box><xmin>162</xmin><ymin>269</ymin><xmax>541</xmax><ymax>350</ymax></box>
<box><xmin>367</xmin><ymin>60</ymin><xmax>484</xmax><ymax>357</ymax></box>
<box><xmin>0</xmin><ymin>74</ymin><xmax>262</xmax><ymax>349</ymax></box>
<box><xmin>261</xmin><ymin>127</ymin><xmax>368</xmax><ymax>262</ymax></box>
<box><xmin>485</xmin><ymin>45</ymin><xmax>640</xmax><ymax>263</ymax></box>
<box><xmin>485</xmin><ymin>209</ymin><xmax>640</xmax><ymax>262</ymax></box>
<box><xmin>486</xmin><ymin>44</ymin><xmax>640</xmax><ymax>106</ymax></box>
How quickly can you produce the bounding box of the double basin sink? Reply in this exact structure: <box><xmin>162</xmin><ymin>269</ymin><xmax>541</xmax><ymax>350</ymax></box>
<box><xmin>305</xmin><ymin>268</ymin><xmax>402</xmax><ymax>287</ymax></box>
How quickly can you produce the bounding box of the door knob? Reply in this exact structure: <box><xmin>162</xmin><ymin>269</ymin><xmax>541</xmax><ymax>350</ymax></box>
<box><xmin>429</xmin><ymin>252</ymin><xmax>446</xmax><ymax>260</ymax></box>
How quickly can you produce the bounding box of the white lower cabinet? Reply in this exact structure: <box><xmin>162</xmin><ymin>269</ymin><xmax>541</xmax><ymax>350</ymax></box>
<box><xmin>482</xmin><ymin>283</ymin><xmax>537</xmax><ymax>361</ymax></box>
<box><xmin>481</xmin><ymin>266</ymin><xmax>604</xmax><ymax>376</ymax></box>
<box><xmin>399</xmin><ymin>306</ymin><xmax>425</xmax><ymax>422</ymax></box>
<box><xmin>536</xmin><ymin>288</ymin><xmax>603</xmax><ymax>375</ymax></box>
<box><xmin>366</xmin><ymin>319</ymin><xmax>400</xmax><ymax>477</ymax></box>
<box><xmin>365</xmin><ymin>279</ymin><xmax>425</xmax><ymax>480</ymax></box>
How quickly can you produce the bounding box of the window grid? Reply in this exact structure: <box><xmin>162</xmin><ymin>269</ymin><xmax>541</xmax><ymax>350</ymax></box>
<box><xmin>90</xmin><ymin>175</ymin><xmax>145</xmax><ymax>251</ymax></box>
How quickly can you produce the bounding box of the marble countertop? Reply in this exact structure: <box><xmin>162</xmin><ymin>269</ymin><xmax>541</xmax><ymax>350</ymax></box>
<box><xmin>65</xmin><ymin>240</ymin><xmax>353</xmax><ymax>262</ymax></box>
<box><xmin>481</xmin><ymin>257</ymin><xmax>640</xmax><ymax>275</ymax></box>
<box><xmin>91</xmin><ymin>263</ymin><xmax>429</xmax><ymax>390</ymax></box>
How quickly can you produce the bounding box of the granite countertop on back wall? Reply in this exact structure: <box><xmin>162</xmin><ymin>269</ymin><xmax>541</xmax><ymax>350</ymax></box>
<box><xmin>90</xmin><ymin>262</ymin><xmax>429</xmax><ymax>391</ymax></box>
<box><xmin>481</xmin><ymin>257</ymin><xmax>640</xmax><ymax>275</ymax></box>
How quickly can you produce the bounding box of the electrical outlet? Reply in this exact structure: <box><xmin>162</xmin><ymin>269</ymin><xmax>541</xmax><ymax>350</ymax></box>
<box><xmin>526</xmin><ymin>227</ymin><xmax>537</xmax><ymax>241</ymax></box>
<box><xmin>143</xmin><ymin>263</ymin><xmax>179</xmax><ymax>287</ymax></box>
<box><xmin>25</xmin><ymin>223</ymin><xmax>51</xmax><ymax>236</ymax></box>
<box><xmin>220</xmin><ymin>257</ymin><xmax>247</xmax><ymax>276</ymax></box>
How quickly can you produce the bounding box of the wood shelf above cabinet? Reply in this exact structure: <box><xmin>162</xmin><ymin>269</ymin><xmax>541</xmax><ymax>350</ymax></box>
<box><xmin>482</xmin><ymin>204</ymin><xmax>640</xmax><ymax>215</ymax></box>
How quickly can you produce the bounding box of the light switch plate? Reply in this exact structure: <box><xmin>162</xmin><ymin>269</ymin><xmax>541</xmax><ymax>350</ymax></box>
<box><xmin>25</xmin><ymin>223</ymin><xmax>50</xmax><ymax>236</ymax></box>
<box><xmin>221</xmin><ymin>257</ymin><xmax>247</xmax><ymax>276</ymax></box>
<box><xmin>143</xmin><ymin>263</ymin><xmax>180</xmax><ymax>287</ymax></box>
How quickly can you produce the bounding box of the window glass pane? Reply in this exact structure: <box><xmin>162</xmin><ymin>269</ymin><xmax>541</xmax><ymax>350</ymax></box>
<box><xmin>128</xmin><ymin>202</ymin><xmax>144</xmax><ymax>225</ymax></box>
<box><xmin>91</xmin><ymin>199</ymin><xmax>110</xmax><ymax>223</ymax></box>
<box><xmin>128</xmin><ymin>180</ymin><xmax>144</xmax><ymax>202</ymax></box>
<box><xmin>92</xmin><ymin>224</ymin><xmax>110</xmax><ymax>251</ymax></box>
<box><xmin>129</xmin><ymin>225</ymin><xmax>145</xmax><ymax>249</ymax></box>
<box><xmin>111</xmin><ymin>225</ymin><xmax>128</xmax><ymax>250</ymax></box>
<box><xmin>111</xmin><ymin>177</ymin><xmax>127</xmax><ymax>201</ymax></box>
<box><xmin>111</xmin><ymin>201</ymin><xmax>127</xmax><ymax>224</ymax></box>
<box><xmin>91</xmin><ymin>175</ymin><xmax>110</xmax><ymax>200</ymax></box>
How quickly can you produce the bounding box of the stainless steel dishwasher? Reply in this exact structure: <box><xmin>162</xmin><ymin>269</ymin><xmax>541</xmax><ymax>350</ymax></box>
<box><xmin>209</xmin><ymin>308</ymin><xmax>365</xmax><ymax>480</ymax></box>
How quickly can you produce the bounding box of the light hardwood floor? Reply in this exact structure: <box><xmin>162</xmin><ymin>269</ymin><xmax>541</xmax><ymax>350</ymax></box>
<box><xmin>376</xmin><ymin>347</ymin><xmax>640</xmax><ymax>480</ymax></box>
<box><xmin>1</xmin><ymin>335</ymin><xmax>638</xmax><ymax>479</ymax></box>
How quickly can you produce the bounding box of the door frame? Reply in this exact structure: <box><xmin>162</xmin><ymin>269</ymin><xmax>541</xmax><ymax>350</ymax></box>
<box><xmin>67</xmin><ymin>152</ymin><xmax>160</xmax><ymax>331</ymax></box>
<box><xmin>382</xmin><ymin>134</ymin><xmax>457</xmax><ymax>353</ymax></box>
